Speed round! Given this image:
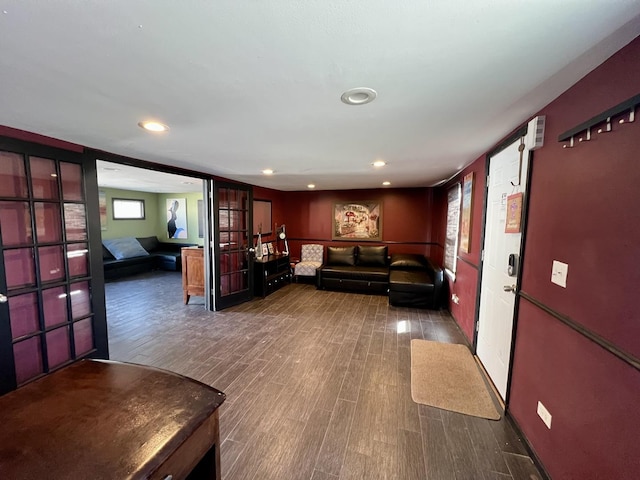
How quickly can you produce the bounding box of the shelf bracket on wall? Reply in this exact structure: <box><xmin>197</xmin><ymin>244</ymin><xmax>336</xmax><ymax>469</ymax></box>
<box><xmin>558</xmin><ymin>93</ymin><xmax>640</xmax><ymax>144</ymax></box>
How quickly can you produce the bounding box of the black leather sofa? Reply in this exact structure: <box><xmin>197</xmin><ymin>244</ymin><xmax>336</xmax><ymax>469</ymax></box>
<box><xmin>317</xmin><ymin>246</ymin><xmax>444</xmax><ymax>308</ymax></box>
<box><xmin>317</xmin><ymin>245</ymin><xmax>389</xmax><ymax>294</ymax></box>
<box><xmin>103</xmin><ymin>236</ymin><xmax>196</xmax><ymax>280</ymax></box>
<box><xmin>388</xmin><ymin>253</ymin><xmax>444</xmax><ymax>309</ymax></box>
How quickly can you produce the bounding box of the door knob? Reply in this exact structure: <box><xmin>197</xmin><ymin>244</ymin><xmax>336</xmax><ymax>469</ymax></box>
<box><xmin>0</xmin><ymin>293</ymin><xmax>7</xmax><ymax>303</ymax></box>
<box><xmin>503</xmin><ymin>284</ymin><xmax>516</xmax><ymax>293</ymax></box>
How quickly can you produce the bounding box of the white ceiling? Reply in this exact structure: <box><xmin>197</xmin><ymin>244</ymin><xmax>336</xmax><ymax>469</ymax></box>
<box><xmin>2</xmin><ymin>1</ymin><xmax>640</xmax><ymax>191</ymax></box>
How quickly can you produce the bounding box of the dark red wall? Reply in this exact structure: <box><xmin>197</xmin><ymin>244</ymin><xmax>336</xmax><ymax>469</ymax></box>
<box><xmin>280</xmin><ymin>188</ymin><xmax>438</xmax><ymax>260</ymax></box>
<box><xmin>0</xmin><ymin>125</ymin><xmax>83</xmax><ymax>152</ymax></box>
<box><xmin>443</xmin><ymin>156</ymin><xmax>486</xmax><ymax>342</ymax></box>
<box><xmin>436</xmin><ymin>36</ymin><xmax>640</xmax><ymax>479</ymax></box>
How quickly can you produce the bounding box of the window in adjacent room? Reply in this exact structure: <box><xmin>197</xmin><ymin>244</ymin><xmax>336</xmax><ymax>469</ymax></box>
<box><xmin>112</xmin><ymin>198</ymin><xmax>145</xmax><ymax>220</ymax></box>
<box><xmin>444</xmin><ymin>183</ymin><xmax>461</xmax><ymax>278</ymax></box>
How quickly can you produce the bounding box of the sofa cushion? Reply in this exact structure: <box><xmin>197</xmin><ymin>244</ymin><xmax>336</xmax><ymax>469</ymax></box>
<box><xmin>136</xmin><ymin>236</ymin><xmax>160</xmax><ymax>253</ymax></box>
<box><xmin>320</xmin><ymin>265</ymin><xmax>389</xmax><ymax>282</ymax></box>
<box><xmin>389</xmin><ymin>253</ymin><xmax>429</xmax><ymax>269</ymax></box>
<box><xmin>389</xmin><ymin>269</ymin><xmax>434</xmax><ymax>293</ymax></box>
<box><xmin>102</xmin><ymin>237</ymin><xmax>149</xmax><ymax>260</ymax></box>
<box><xmin>326</xmin><ymin>246</ymin><xmax>356</xmax><ymax>266</ymax></box>
<box><xmin>357</xmin><ymin>245</ymin><xmax>387</xmax><ymax>266</ymax></box>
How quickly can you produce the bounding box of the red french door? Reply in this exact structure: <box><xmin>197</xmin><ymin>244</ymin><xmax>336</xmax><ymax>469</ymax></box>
<box><xmin>0</xmin><ymin>140</ymin><xmax>107</xmax><ymax>395</ymax></box>
<box><xmin>213</xmin><ymin>181</ymin><xmax>253</xmax><ymax>310</ymax></box>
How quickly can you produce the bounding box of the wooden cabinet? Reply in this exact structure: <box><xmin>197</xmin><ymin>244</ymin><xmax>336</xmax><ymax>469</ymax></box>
<box><xmin>182</xmin><ymin>247</ymin><xmax>205</xmax><ymax>304</ymax></box>
<box><xmin>253</xmin><ymin>254</ymin><xmax>290</xmax><ymax>297</ymax></box>
<box><xmin>0</xmin><ymin>360</ymin><xmax>225</xmax><ymax>480</ymax></box>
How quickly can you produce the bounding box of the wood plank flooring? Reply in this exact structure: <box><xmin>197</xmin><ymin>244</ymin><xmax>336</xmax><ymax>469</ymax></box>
<box><xmin>106</xmin><ymin>271</ymin><xmax>544</xmax><ymax>480</ymax></box>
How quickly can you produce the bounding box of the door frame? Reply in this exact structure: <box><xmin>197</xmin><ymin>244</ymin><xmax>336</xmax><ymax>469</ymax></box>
<box><xmin>472</xmin><ymin>124</ymin><xmax>534</xmax><ymax>405</ymax></box>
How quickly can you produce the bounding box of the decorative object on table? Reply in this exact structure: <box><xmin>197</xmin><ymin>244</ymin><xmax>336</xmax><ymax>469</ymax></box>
<box><xmin>332</xmin><ymin>201</ymin><xmax>382</xmax><ymax>241</ymax></box>
<box><xmin>276</xmin><ymin>224</ymin><xmax>289</xmax><ymax>255</ymax></box>
<box><xmin>255</xmin><ymin>224</ymin><xmax>263</xmax><ymax>259</ymax></box>
<box><xmin>166</xmin><ymin>198</ymin><xmax>188</xmax><ymax>239</ymax></box>
<box><xmin>505</xmin><ymin>192</ymin><xmax>524</xmax><ymax>233</ymax></box>
<box><xmin>460</xmin><ymin>173</ymin><xmax>474</xmax><ymax>253</ymax></box>
<box><xmin>262</xmin><ymin>243</ymin><xmax>269</xmax><ymax>257</ymax></box>
<box><xmin>267</xmin><ymin>242</ymin><xmax>275</xmax><ymax>255</ymax></box>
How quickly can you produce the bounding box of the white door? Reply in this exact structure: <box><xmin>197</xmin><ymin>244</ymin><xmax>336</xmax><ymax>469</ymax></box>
<box><xmin>476</xmin><ymin>132</ymin><xmax>532</xmax><ymax>400</ymax></box>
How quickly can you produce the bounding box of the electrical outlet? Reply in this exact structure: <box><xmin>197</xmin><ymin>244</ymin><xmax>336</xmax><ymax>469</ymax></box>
<box><xmin>537</xmin><ymin>401</ymin><xmax>552</xmax><ymax>429</ymax></box>
<box><xmin>551</xmin><ymin>260</ymin><xmax>568</xmax><ymax>288</ymax></box>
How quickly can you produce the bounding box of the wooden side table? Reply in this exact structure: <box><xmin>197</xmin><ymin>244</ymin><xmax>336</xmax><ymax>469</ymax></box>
<box><xmin>182</xmin><ymin>246</ymin><xmax>205</xmax><ymax>304</ymax></box>
<box><xmin>0</xmin><ymin>360</ymin><xmax>225</xmax><ymax>480</ymax></box>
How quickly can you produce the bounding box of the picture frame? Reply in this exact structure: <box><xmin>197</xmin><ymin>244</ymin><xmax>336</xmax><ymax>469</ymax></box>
<box><xmin>460</xmin><ymin>173</ymin><xmax>474</xmax><ymax>253</ymax></box>
<box><xmin>332</xmin><ymin>201</ymin><xmax>382</xmax><ymax>241</ymax></box>
<box><xmin>505</xmin><ymin>192</ymin><xmax>523</xmax><ymax>233</ymax></box>
<box><xmin>253</xmin><ymin>199</ymin><xmax>272</xmax><ymax>235</ymax></box>
<box><xmin>267</xmin><ymin>242</ymin><xmax>275</xmax><ymax>255</ymax></box>
<box><xmin>262</xmin><ymin>243</ymin><xmax>269</xmax><ymax>256</ymax></box>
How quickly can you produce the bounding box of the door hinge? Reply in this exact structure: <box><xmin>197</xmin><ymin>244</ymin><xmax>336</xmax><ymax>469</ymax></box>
<box><xmin>475</xmin><ymin>322</ymin><xmax>480</xmax><ymax>332</ymax></box>
<box><xmin>486</xmin><ymin>175</ymin><xmax>490</xmax><ymax>187</ymax></box>
<box><xmin>481</xmin><ymin>250</ymin><xmax>485</xmax><ymax>261</ymax></box>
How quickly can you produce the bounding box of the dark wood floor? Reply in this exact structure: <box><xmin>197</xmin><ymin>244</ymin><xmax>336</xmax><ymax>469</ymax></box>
<box><xmin>106</xmin><ymin>271</ymin><xmax>543</xmax><ymax>480</ymax></box>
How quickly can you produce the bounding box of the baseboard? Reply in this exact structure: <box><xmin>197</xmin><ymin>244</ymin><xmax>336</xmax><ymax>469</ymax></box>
<box><xmin>505</xmin><ymin>412</ymin><xmax>552</xmax><ymax>480</ymax></box>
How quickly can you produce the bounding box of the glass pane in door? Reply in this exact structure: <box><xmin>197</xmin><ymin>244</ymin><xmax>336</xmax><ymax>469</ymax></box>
<box><xmin>30</xmin><ymin>157</ymin><xmax>59</xmax><ymax>200</ymax></box>
<box><xmin>13</xmin><ymin>337</ymin><xmax>44</xmax><ymax>385</ymax></box>
<box><xmin>39</xmin><ymin>245</ymin><xmax>65</xmax><ymax>283</ymax></box>
<box><xmin>9</xmin><ymin>293</ymin><xmax>40</xmax><ymax>339</ymax></box>
<box><xmin>0</xmin><ymin>151</ymin><xmax>28</xmax><ymax>197</ymax></box>
<box><xmin>34</xmin><ymin>202</ymin><xmax>62</xmax><ymax>243</ymax></box>
<box><xmin>46</xmin><ymin>326</ymin><xmax>71</xmax><ymax>369</ymax></box>
<box><xmin>60</xmin><ymin>162</ymin><xmax>83</xmax><ymax>201</ymax></box>
<box><xmin>4</xmin><ymin>248</ymin><xmax>36</xmax><ymax>290</ymax></box>
<box><xmin>0</xmin><ymin>201</ymin><xmax>32</xmax><ymax>245</ymax></box>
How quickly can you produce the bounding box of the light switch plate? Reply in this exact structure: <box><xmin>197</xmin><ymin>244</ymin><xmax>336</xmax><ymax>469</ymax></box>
<box><xmin>551</xmin><ymin>260</ymin><xmax>568</xmax><ymax>288</ymax></box>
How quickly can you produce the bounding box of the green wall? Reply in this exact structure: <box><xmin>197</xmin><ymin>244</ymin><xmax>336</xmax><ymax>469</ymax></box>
<box><xmin>100</xmin><ymin>188</ymin><xmax>204</xmax><ymax>245</ymax></box>
<box><xmin>100</xmin><ymin>187</ymin><xmax>160</xmax><ymax>240</ymax></box>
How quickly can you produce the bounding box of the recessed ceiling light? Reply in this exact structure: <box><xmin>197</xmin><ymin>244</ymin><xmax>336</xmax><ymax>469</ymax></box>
<box><xmin>262</xmin><ymin>169</ymin><xmax>274</xmax><ymax>175</ymax></box>
<box><xmin>102</xmin><ymin>167</ymin><xmax>120</xmax><ymax>172</ymax></box>
<box><xmin>181</xmin><ymin>181</ymin><xmax>194</xmax><ymax>185</ymax></box>
<box><xmin>307</xmin><ymin>184</ymin><xmax>315</xmax><ymax>189</ymax></box>
<box><xmin>341</xmin><ymin>87</ymin><xmax>377</xmax><ymax>106</ymax></box>
<box><xmin>372</xmin><ymin>160</ymin><xmax>386</xmax><ymax>167</ymax></box>
<box><xmin>382</xmin><ymin>181</ymin><xmax>391</xmax><ymax>186</ymax></box>
<box><xmin>138</xmin><ymin>121</ymin><xmax>169</xmax><ymax>132</ymax></box>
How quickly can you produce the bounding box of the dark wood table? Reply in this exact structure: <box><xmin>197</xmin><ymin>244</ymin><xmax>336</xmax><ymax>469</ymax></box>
<box><xmin>0</xmin><ymin>359</ymin><xmax>226</xmax><ymax>480</ymax></box>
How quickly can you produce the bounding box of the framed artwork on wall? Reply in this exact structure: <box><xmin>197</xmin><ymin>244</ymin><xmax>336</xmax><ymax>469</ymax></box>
<box><xmin>253</xmin><ymin>199</ymin><xmax>272</xmax><ymax>235</ymax></box>
<box><xmin>460</xmin><ymin>173</ymin><xmax>474</xmax><ymax>253</ymax></box>
<box><xmin>167</xmin><ymin>198</ymin><xmax>188</xmax><ymax>239</ymax></box>
<box><xmin>332</xmin><ymin>201</ymin><xmax>382</xmax><ymax>241</ymax></box>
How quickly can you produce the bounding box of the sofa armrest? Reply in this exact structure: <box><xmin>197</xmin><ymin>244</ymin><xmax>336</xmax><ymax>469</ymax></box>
<box><xmin>425</xmin><ymin>257</ymin><xmax>444</xmax><ymax>308</ymax></box>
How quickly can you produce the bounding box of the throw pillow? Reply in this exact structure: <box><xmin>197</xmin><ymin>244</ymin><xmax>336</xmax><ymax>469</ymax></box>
<box><xmin>357</xmin><ymin>245</ymin><xmax>388</xmax><ymax>266</ymax></box>
<box><xmin>102</xmin><ymin>237</ymin><xmax>150</xmax><ymax>260</ymax></box>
